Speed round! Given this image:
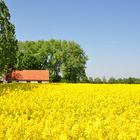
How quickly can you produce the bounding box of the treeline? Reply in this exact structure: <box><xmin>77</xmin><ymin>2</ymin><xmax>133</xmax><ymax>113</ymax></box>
<box><xmin>88</xmin><ymin>77</ymin><xmax>140</xmax><ymax>84</ymax></box>
<box><xmin>16</xmin><ymin>40</ymin><xmax>88</xmax><ymax>83</ymax></box>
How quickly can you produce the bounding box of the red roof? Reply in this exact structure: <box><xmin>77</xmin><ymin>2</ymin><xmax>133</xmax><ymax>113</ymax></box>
<box><xmin>7</xmin><ymin>70</ymin><xmax>49</xmax><ymax>81</ymax></box>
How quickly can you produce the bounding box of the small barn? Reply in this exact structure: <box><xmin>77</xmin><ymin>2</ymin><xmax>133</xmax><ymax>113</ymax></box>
<box><xmin>6</xmin><ymin>70</ymin><xmax>49</xmax><ymax>83</ymax></box>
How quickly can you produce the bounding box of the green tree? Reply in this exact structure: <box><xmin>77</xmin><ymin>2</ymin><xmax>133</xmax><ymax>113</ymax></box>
<box><xmin>16</xmin><ymin>40</ymin><xmax>88</xmax><ymax>83</ymax></box>
<box><xmin>108</xmin><ymin>77</ymin><xmax>117</xmax><ymax>84</ymax></box>
<box><xmin>127</xmin><ymin>77</ymin><xmax>135</xmax><ymax>84</ymax></box>
<box><xmin>62</xmin><ymin>41</ymin><xmax>88</xmax><ymax>82</ymax></box>
<box><xmin>0</xmin><ymin>0</ymin><xmax>17</xmax><ymax>78</ymax></box>
<box><xmin>93</xmin><ymin>77</ymin><xmax>103</xmax><ymax>84</ymax></box>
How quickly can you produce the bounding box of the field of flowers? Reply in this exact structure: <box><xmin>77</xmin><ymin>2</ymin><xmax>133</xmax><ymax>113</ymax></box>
<box><xmin>0</xmin><ymin>83</ymin><xmax>140</xmax><ymax>140</ymax></box>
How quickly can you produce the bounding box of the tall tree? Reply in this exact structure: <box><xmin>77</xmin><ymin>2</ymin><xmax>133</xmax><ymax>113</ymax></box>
<box><xmin>0</xmin><ymin>0</ymin><xmax>17</xmax><ymax>78</ymax></box>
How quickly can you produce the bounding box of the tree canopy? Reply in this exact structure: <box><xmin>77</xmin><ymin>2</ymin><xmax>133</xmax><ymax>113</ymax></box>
<box><xmin>16</xmin><ymin>40</ymin><xmax>88</xmax><ymax>82</ymax></box>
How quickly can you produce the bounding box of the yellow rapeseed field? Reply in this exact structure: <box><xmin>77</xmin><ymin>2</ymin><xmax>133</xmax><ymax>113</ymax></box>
<box><xmin>0</xmin><ymin>83</ymin><xmax>140</xmax><ymax>140</ymax></box>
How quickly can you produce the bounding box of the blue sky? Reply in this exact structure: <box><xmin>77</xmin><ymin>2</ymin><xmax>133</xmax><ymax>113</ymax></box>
<box><xmin>5</xmin><ymin>0</ymin><xmax>140</xmax><ymax>78</ymax></box>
